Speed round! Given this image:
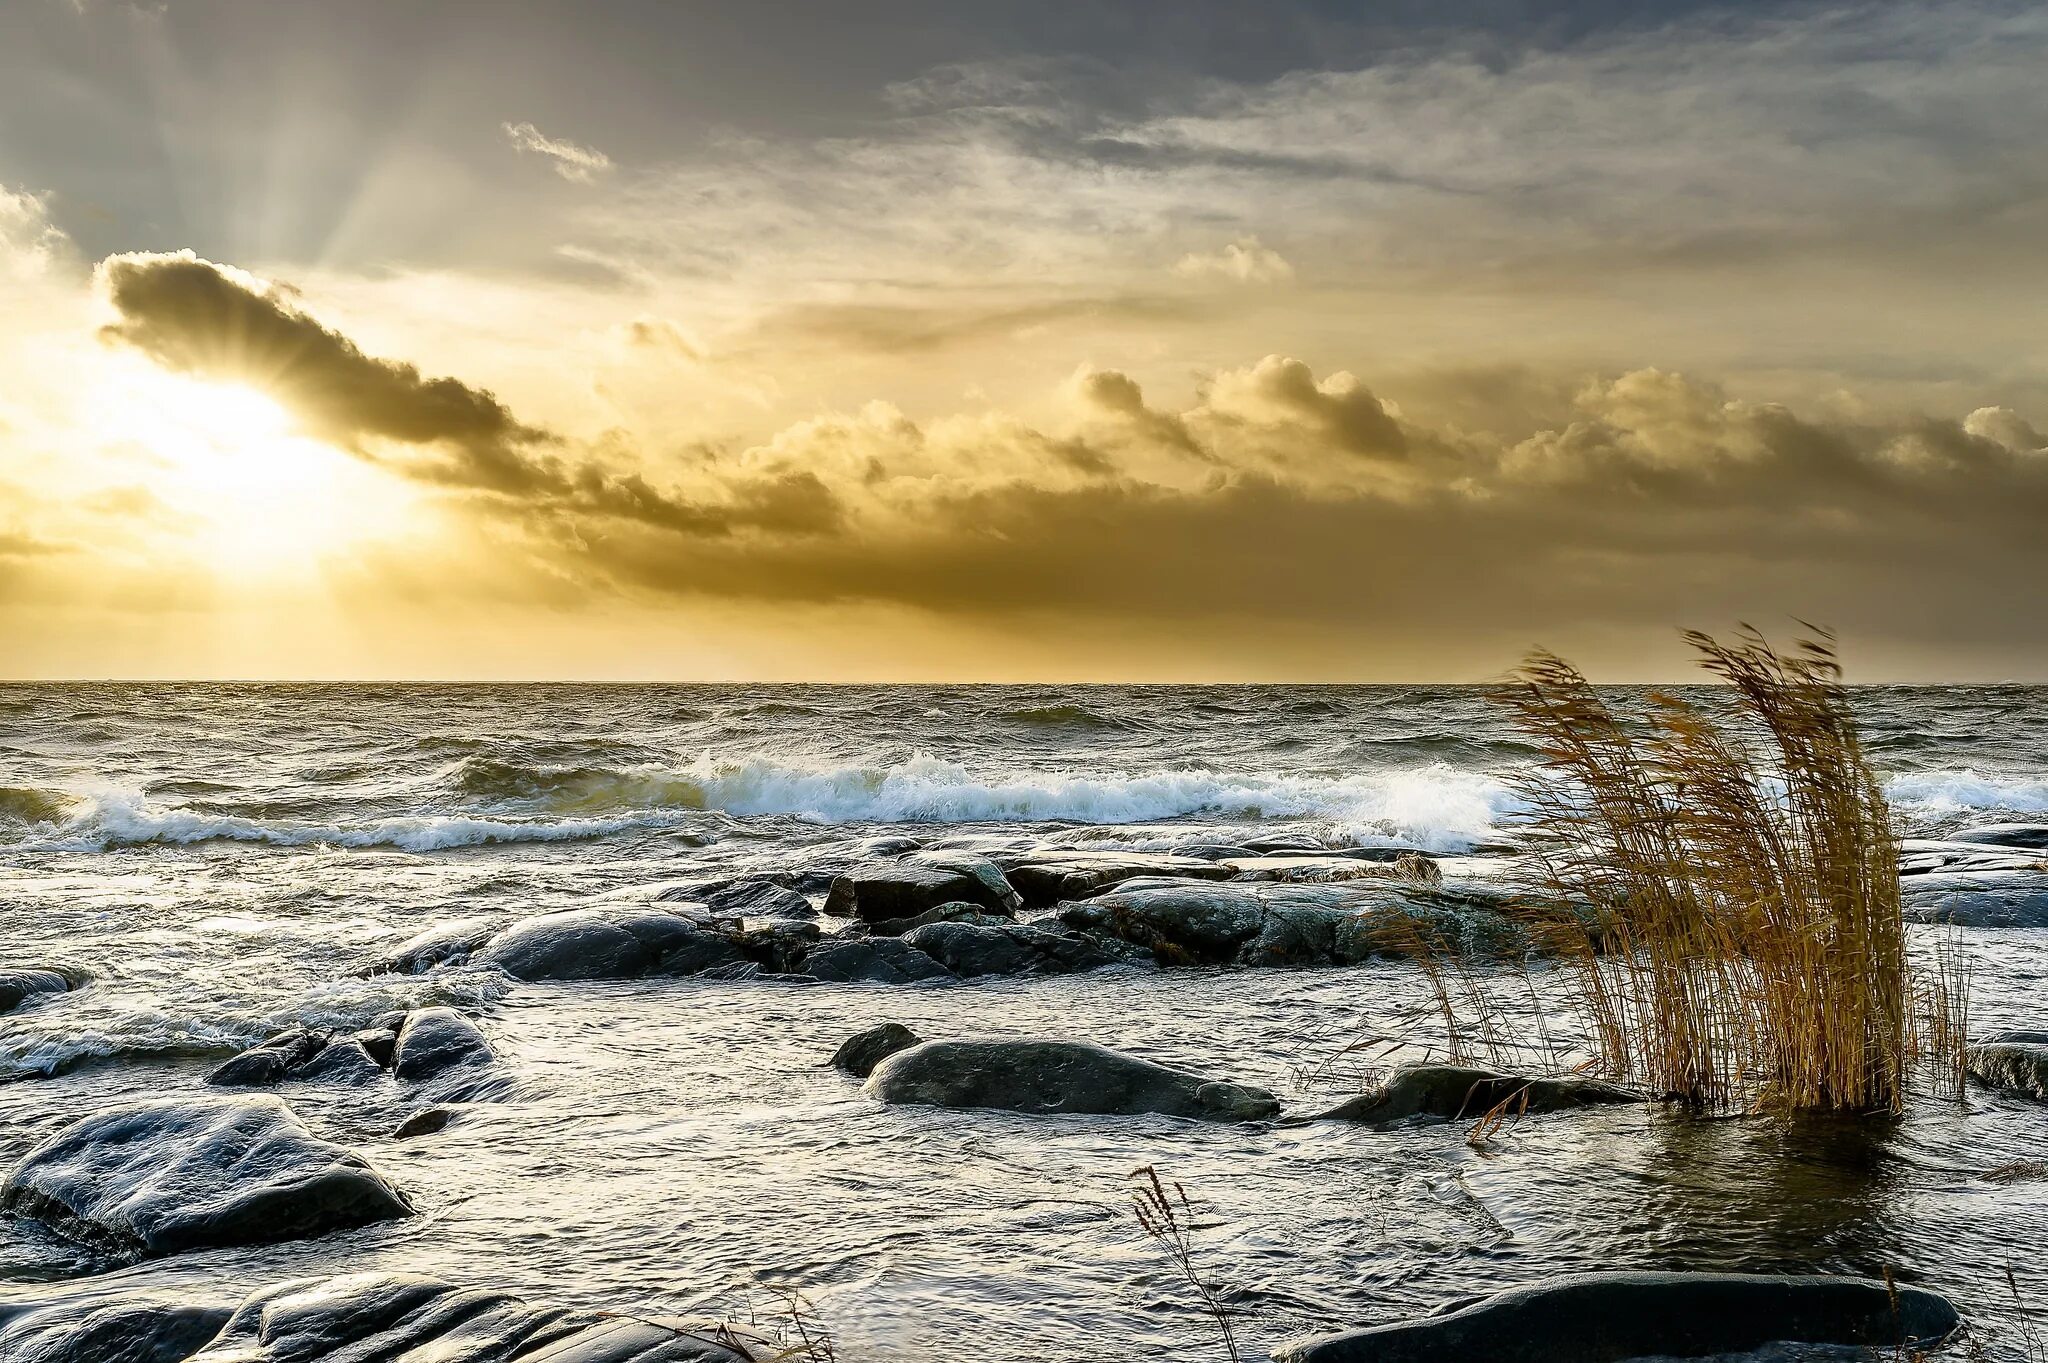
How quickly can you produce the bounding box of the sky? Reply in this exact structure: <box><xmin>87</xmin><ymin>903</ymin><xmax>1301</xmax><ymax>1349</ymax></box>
<box><xmin>1</xmin><ymin>0</ymin><xmax>2044</xmax><ymax>681</ymax></box>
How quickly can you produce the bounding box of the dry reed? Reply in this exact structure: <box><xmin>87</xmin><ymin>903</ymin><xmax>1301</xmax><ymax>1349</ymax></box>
<box><xmin>1129</xmin><ymin>1165</ymin><xmax>1242</xmax><ymax>1362</ymax></box>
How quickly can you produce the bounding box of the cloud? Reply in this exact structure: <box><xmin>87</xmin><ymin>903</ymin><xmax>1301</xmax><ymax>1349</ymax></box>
<box><xmin>1173</xmin><ymin>236</ymin><xmax>1293</xmax><ymax>284</ymax></box>
<box><xmin>0</xmin><ymin>185</ymin><xmax>71</xmax><ymax>280</ymax></box>
<box><xmin>502</xmin><ymin>121</ymin><xmax>614</xmax><ymax>183</ymax></box>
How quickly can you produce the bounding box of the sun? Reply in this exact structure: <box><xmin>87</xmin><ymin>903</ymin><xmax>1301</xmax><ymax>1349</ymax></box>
<box><xmin>91</xmin><ymin>364</ymin><xmax>418</xmax><ymax>583</ymax></box>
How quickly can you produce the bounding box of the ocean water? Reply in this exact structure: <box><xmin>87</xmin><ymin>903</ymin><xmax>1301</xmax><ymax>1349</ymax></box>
<box><xmin>1</xmin><ymin>682</ymin><xmax>2045</xmax><ymax>1360</ymax></box>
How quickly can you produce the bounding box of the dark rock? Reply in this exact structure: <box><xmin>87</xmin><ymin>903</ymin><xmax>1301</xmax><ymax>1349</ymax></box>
<box><xmin>362</xmin><ymin>919</ymin><xmax>495</xmax><ymax>975</ymax></box>
<box><xmin>1968</xmin><ymin>1037</ymin><xmax>2048</xmax><ymax>1099</ymax></box>
<box><xmin>830</xmin><ymin>1023</ymin><xmax>923</xmax><ymax>1078</ymax></box>
<box><xmin>391</xmin><ymin>1106</ymin><xmax>459</xmax><ymax>1139</ymax></box>
<box><xmin>354</xmin><ymin>1021</ymin><xmax>402</xmax><ymax>1069</ymax></box>
<box><xmin>900</xmin><ymin>921</ymin><xmax>1124</xmax><ymax>977</ymax></box>
<box><xmin>866</xmin><ymin>1039</ymin><xmax>1279</xmax><ymax>1121</ymax></box>
<box><xmin>390</xmin><ymin>1008</ymin><xmax>494</xmax><ymax>1083</ymax></box>
<box><xmin>1272</xmin><ymin>1271</ymin><xmax>1959</xmax><ymax>1363</ymax></box>
<box><xmin>730</xmin><ymin>919</ymin><xmax>823</xmax><ymax>973</ymax></box>
<box><xmin>0</xmin><ymin>1293</ymin><xmax>234</xmax><ymax>1363</ymax></box>
<box><xmin>803</xmin><ymin>938</ymin><xmax>955</xmax><ymax>984</ymax></box>
<box><xmin>704</xmin><ymin>878</ymin><xmax>817</xmax><ymax>918</ymax></box>
<box><xmin>0</xmin><ymin>1095</ymin><xmax>412</xmax><ymax>1257</ymax></box>
<box><xmin>293</xmin><ymin>1039</ymin><xmax>383</xmax><ymax>1086</ymax></box>
<box><xmin>824</xmin><ymin>854</ymin><xmax>1022</xmax><ymax>922</ymax></box>
<box><xmin>865</xmin><ymin>901</ymin><xmax>1013</xmax><ymax>937</ymax></box>
<box><xmin>1902</xmin><ymin>869</ymin><xmax>2048</xmax><ymax>927</ymax></box>
<box><xmin>998</xmin><ymin>852</ymin><xmax>1236</xmax><ymax>907</ymax></box>
<box><xmin>475</xmin><ymin>908</ymin><xmax>745</xmax><ymax>981</ymax></box>
<box><xmin>1946</xmin><ymin>823</ymin><xmax>2048</xmax><ymax>850</ymax></box>
<box><xmin>182</xmin><ymin>1273</ymin><xmax>762</xmax><ymax>1362</ymax></box>
<box><xmin>1310</xmin><ymin>1064</ymin><xmax>1643</xmax><ymax>1125</ymax></box>
<box><xmin>0</xmin><ymin>966</ymin><xmax>88</xmax><ymax>1015</ymax></box>
<box><xmin>206</xmin><ymin>1028</ymin><xmax>330</xmax><ymax>1087</ymax></box>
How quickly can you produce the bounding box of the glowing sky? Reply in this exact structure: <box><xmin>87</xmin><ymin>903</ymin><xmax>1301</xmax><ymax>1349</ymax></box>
<box><xmin>2</xmin><ymin>0</ymin><xmax>2044</xmax><ymax>680</ymax></box>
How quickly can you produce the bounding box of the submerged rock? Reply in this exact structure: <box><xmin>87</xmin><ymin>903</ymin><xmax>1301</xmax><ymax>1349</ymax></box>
<box><xmin>181</xmin><ymin>1273</ymin><xmax>763</xmax><ymax>1362</ymax></box>
<box><xmin>900</xmin><ymin>921</ymin><xmax>1127</xmax><ymax>977</ymax></box>
<box><xmin>475</xmin><ymin>907</ymin><xmax>745</xmax><ymax>981</ymax></box>
<box><xmin>1310</xmin><ymin>1064</ymin><xmax>1643</xmax><ymax>1125</ymax></box>
<box><xmin>0</xmin><ymin>965</ymin><xmax>89</xmax><ymax>1015</ymax></box>
<box><xmin>0</xmin><ymin>1292</ymin><xmax>234</xmax><ymax>1363</ymax></box>
<box><xmin>803</xmin><ymin>937</ymin><xmax>955</xmax><ymax>984</ymax></box>
<box><xmin>830</xmin><ymin>1022</ymin><xmax>923</xmax><ymax>1078</ymax></box>
<box><xmin>865</xmin><ymin>1039</ymin><xmax>1280</xmax><ymax>1122</ymax></box>
<box><xmin>996</xmin><ymin>852</ymin><xmax>1236</xmax><ymax>907</ymax></box>
<box><xmin>1059</xmin><ymin>878</ymin><xmax>1528</xmax><ymax>967</ymax></box>
<box><xmin>1273</xmin><ymin>1270</ymin><xmax>1959</xmax><ymax>1362</ymax></box>
<box><xmin>361</xmin><ymin>919</ymin><xmax>495</xmax><ymax>975</ymax></box>
<box><xmin>703</xmin><ymin>877</ymin><xmax>817</xmax><ymax>918</ymax></box>
<box><xmin>1967</xmin><ymin>1034</ymin><xmax>2048</xmax><ymax>1099</ymax></box>
<box><xmin>0</xmin><ymin>1095</ymin><xmax>412</xmax><ymax>1257</ymax></box>
<box><xmin>824</xmin><ymin>854</ymin><xmax>1022</xmax><ymax>923</ymax></box>
<box><xmin>1901</xmin><ymin>868</ymin><xmax>2048</xmax><ymax>927</ymax></box>
<box><xmin>207</xmin><ymin>1008</ymin><xmax>497</xmax><ymax>1097</ymax></box>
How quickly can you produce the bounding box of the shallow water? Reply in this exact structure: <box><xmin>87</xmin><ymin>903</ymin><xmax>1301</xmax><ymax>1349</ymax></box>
<box><xmin>2</xmin><ymin>683</ymin><xmax>2045</xmax><ymax>1360</ymax></box>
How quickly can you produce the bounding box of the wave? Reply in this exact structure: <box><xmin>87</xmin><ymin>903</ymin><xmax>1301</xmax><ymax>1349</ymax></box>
<box><xmin>996</xmin><ymin>704</ymin><xmax>1134</xmax><ymax>730</ymax></box>
<box><xmin>1886</xmin><ymin>769</ymin><xmax>2048</xmax><ymax>815</ymax></box>
<box><xmin>0</xmin><ymin>786</ymin><xmax>79</xmax><ymax>825</ymax></box>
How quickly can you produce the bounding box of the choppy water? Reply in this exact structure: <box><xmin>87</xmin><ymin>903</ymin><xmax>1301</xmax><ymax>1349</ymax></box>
<box><xmin>2</xmin><ymin>683</ymin><xmax>2045</xmax><ymax>1360</ymax></box>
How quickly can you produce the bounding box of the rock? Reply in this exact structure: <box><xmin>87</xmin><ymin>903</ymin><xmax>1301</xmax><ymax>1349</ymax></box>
<box><xmin>0</xmin><ymin>966</ymin><xmax>89</xmax><ymax>1015</ymax></box>
<box><xmin>390</xmin><ymin>1007</ymin><xmax>494</xmax><ymax>1083</ymax></box>
<box><xmin>1310</xmin><ymin>1064</ymin><xmax>1643</xmax><ymax>1124</ymax></box>
<box><xmin>704</xmin><ymin>878</ymin><xmax>817</xmax><ymax>918</ymax></box>
<box><xmin>802</xmin><ymin>938</ymin><xmax>955</xmax><ymax>984</ymax></box>
<box><xmin>392</xmin><ymin>1106</ymin><xmax>459</xmax><ymax>1139</ymax></box>
<box><xmin>1946</xmin><ymin>823</ymin><xmax>2048</xmax><ymax>849</ymax></box>
<box><xmin>830</xmin><ymin>1023</ymin><xmax>923</xmax><ymax>1077</ymax></box>
<box><xmin>865</xmin><ymin>901</ymin><xmax>1015</xmax><ymax>937</ymax></box>
<box><xmin>997</xmin><ymin>852</ymin><xmax>1236</xmax><ymax>907</ymax></box>
<box><xmin>0</xmin><ymin>1292</ymin><xmax>234</xmax><ymax>1363</ymax></box>
<box><xmin>1968</xmin><ymin>1036</ymin><xmax>2048</xmax><ymax>1099</ymax></box>
<box><xmin>1272</xmin><ymin>1270</ymin><xmax>1959</xmax><ymax>1363</ymax></box>
<box><xmin>362</xmin><ymin>919</ymin><xmax>495</xmax><ymax>975</ymax></box>
<box><xmin>475</xmin><ymin>907</ymin><xmax>745</xmax><ymax>980</ymax></box>
<box><xmin>353</xmin><ymin>1018</ymin><xmax>403</xmax><ymax>1069</ymax></box>
<box><xmin>207</xmin><ymin>1028</ymin><xmax>331</xmax><ymax>1087</ymax></box>
<box><xmin>866</xmin><ymin>1039</ymin><xmax>1280</xmax><ymax>1121</ymax></box>
<box><xmin>824</xmin><ymin>854</ymin><xmax>1022</xmax><ymax>922</ymax></box>
<box><xmin>181</xmin><ymin>1273</ymin><xmax>762</xmax><ymax>1362</ymax></box>
<box><xmin>0</xmin><ymin>1095</ymin><xmax>412</xmax><ymax>1257</ymax></box>
<box><xmin>729</xmin><ymin>919</ymin><xmax>823</xmax><ymax>973</ymax></box>
<box><xmin>1060</xmin><ymin>878</ymin><xmax>1528</xmax><ymax>967</ymax></box>
<box><xmin>900</xmin><ymin>921</ymin><xmax>1125</xmax><ymax>977</ymax></box>
<box><xmin>1902</xmin><ymin>869</ymin><xmax>2048</xmax><ymax>927</ymax></box>
<box><xmin>293</xmin><ymin>1038</ymin><xmax>384</xmax><ymax>1086</ymax></box>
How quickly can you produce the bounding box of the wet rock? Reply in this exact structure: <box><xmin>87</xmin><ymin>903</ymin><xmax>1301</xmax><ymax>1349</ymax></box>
<box><xmin>182</xmin><ymin>1273</ymin><xmax>763</xmax><ymax>1362</ymax></box>
<box><xmin>1946</xmin><ymin>823</ymin><xmax>2048</xmax><ymax>850</ymax></box>
<box><xmin>1059</xmin><ymin>878</ymin><xmax>1527</xmax><ymax>967</ymax></box>
<box><xmin>293</xmin><ymin>1038</ymin><xmax>383</xmax><ymax>1086</ymax></box>
<box><xmin>475</xmin><ymin>907</ymin><xmax>746</xmax><ymax>980</ymax></box>
<box><xmin>1967</xmin><ymin>1034</ymin><xmax>2048</xmax><ymax>1099</ymax></box>
<box><xmin>865</xmin><ymin>901</ymin><xmax>1014</xmax><ymax>937</ymax></box>
<box><xmin>824</xmin><ymin>854</ymin><xmax>1022</xmax><ymax>923</ymax></box>
<box><xmin>1310</xmin><ymin>1064</ymin><xmax>1643</xmax><ymax>1125</ymax></box>
<box><xmin>830</xmin><ymin>1023</ymin><xmax>923</xmax><ymax>1078</ymax></box>
<box><xmin>0</xmin><ymin>1292</ymin><xmax>234</xmax><ymax>1363</ymax></box>
<box><xmin>354</xmin><ymin>1015</ymin><xmax>405</xmax><ymax>1069</ymax></box>
<box><xmin>362</xmin><ymin>919</ymin><xmax>495</xmax><ymax>975</ymax></box>
<box><xmin>704</xmin><ymin>878</ymin><xmax>816</xmax><ymax>918</ymax></box>
<box><xmin>206</xmin><ymin>1028</ymin><xmax>330</xmax><ymax>1087</ymax></box>
<box><xmin>802</xmin><ymin>938</ymin><xmax>955</xmax><ymax>984</ymax></box>
<box><xmin>0</xmin><ymin>965</ymin><xmax>89</xmax><ymax>1015</ymax></box>
<box><xmin>390</xmin><ymin>1007</ymin><xmax>494</xmax><ymax>1083</ymax></box>
<box><xmin>1901</xmin><ymin>868</ymin><xmax>2048</xmax><ymax>927</ymax></box>
<box><xmin>1273</xmin><ymin>1270</ymin><xmax>1959</xmax><ymax>1363</ymax></box>
<box><xmin>391</xmin><ymin>1106</ymin><xmax>459</xmax><ymax>1139</ymax></box>
<box><xmin>997</xmin><ymin>852</ymin><xmax>1236</xmax><ymax>907</ymax></box>
<box><xmin>0</xmin><ymin>1095</ymin><xmax>412</xmax><ymax>1257</ymax></box>
<box><xmin>866</xmin><ymin>1039</ymin><xmax>1280</xmax><ymax>1122</ymax></box>
<box><xmin>729</xmin><ymin>919</ymin><xmax>823</xmax><ymax>973</ymax></box>
<box><xmin>900</xmin><ymin>921</ymin><xmax>1126</xmax><ymax>977</ymax></box>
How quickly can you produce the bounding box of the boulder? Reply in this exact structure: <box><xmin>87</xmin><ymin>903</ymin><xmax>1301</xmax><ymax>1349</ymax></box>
<box><xmin>292</xmin><ymin>1038</ymin><xmax>384</xmax><ymax>1086</ymax></box>
<box><xmin>1967</xmin><ymin>1035</ymin><xmax>2048</xmax><ymax>1099</ymax></box>
<box><xmin>1273</xmin><ymin>1271</ymin><xmax>1959</xmax><ymax>1363</ymax></box>
<box><xmin>1311</xmin><ymin>1064</ymin><xmax>1643</xmax><ymax>1125</ymax></box>
<box><xmin>830</xmin><ymin>1023</ymin><xmax>923</xmax><ymax>1078</ymax></box>
<box><xmin>206</xmin><ymin>1028</ymin><xmax>330</xmax><ymax>1087</ymax></box>
<box><xmin>0</xmin><ymin>1293</ymin><xmax>234</xmax><ymax>1363</ymax></box>
<box><xmin>475</xmin><ymin>908</ymin><xmax>745</xmax><ymax>981</ymax></box>
<box><xmin>1059</xmin><ymin>879</ymin><xmax>1528</xmax><ymax>967</ymax></box>
<box><xmin>802</xmin><ymin>938</ymin><xmax>954</xmax><ymax>984</ymax></box>
<box><xmin>900</xmin><ymin>921</ymin><xmax>1126</xmax><ymax>977</ymax></box>
<box><xmin>866</xmin><ymin>1039</ymin><xmax>1279</xmax><ymax>1122</ymax></box>
<box><xmin>996</xmin><ymin>852</ymin><xmax>1236</xmax><ymax>907</ymax></box>
<box><xmin>392</xmin><ymin>1106</ymin><xmax>460</xmax><ymax>1139</ymax></box>
<box><xmin>703</xmin><ymin>878</ymin><xmax>817</xmax><ymax>918</ymax></box>
<box><xmin>0</xmin><ymin>965</ymin><xmax>89</xmax><ymax>1014</ymax></box>
<box><xmin>362</xmin><ymin>919</ymin><xmax>495</xmax><ymax>975</ymax></box>
<box><xmin>180</xmin><ymin>1273</ymin><xmax>763</xmax><ymax>1362</ymax></box>
<box><xmin>0</xmin><ymin>1095</ymin><xmax>412</xmax><ymax>1257</ymax></box>
<box><xmin>865</xmin><ymin>901</ymin><xmax>1014</xmax><ymax>937</ymax></box>
<box><xmin>728</xmin><ymin>919</ymin><xmax>823</xmax><ymax>973</ymax></box>
<box><xmin>824</xmin><ymin>854</ymin><xmax>1022</xmax><ymax>922</ymax></box>
<box><xmin>390</xmin><ymin>1007</ymin><xmax>494</xmax><ymax>1083</ymax></box>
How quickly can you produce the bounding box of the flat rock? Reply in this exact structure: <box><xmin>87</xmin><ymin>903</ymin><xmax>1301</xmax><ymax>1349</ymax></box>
<box><xmin>830</xmin><ymin>1022</ymin><xmax>923</xmax><ymax>1077</ymax></box>
<box><xmin>475</xmin><ymin>908</ymin><xmax>745</xmax><ymax>980</ymax></box>
<box><xmin>802</xmin><ymin>938</ymin><xmax>955</xmax><ymax>984</ymax></box>
<box><xmin>900</xmin><ymin>921</ymin><xmax>1127</xmax><ymax>977</ymax></box>
<box><xmin>1273</xmin><ymin>1270</ymin><xmax>1959</xmax><ymax>1362</ymax></box>
<box><xmin>0</xmin><ymin>1095</ymin><xmax>412</xmax><ymax>1257</ymax></box>
<box><xmin>0</xmin><ymin>965</ymin><xmax>89</xmax><ymax>1014</ymax></box>
<box><xmin>1901</xmin><ymin>869</ymin><xmax>2048</xmax><ymax>927</ymax></box>
<box><xmin>994</xmin><ymin>852</ymin><xmax>1236</xmax><ymax>907</ymax></box>
<box><xmin>865</xmin><ymin>1038</ymin><xmax>1280</xmax><ymax>1121</ymax></box>
<box><xmin>823</xmin><ymin>854</ymin><xmax>1022</xmax><ymax>922</ymax></box>
<box><xmin>1968</xmin><ymin>1037</ymin><xmax>2048</xmax><ymax>1099</ymax></box>
<box><xmin>1059</xmin><ymin>878</ymin><xmax>1529</xmax><ymax>967</ymax></box>
<box><xmin>1310</xmin><ymin>1064</ymin><xmax>1643</xmax><ymax>1125</ymax></box>
<box><xmin>0</xmin><ymin>1292</ymin><xmax>234</xmax><ymax>1363</ymax></box>
<box><xmin>1945</xmin><ymin>823</ymin><xmax>2048</xmax><ymax>850</ymax></box>
<box><xmin>181</xmin><ymin>1273</ymin><xmax>762</xmax><ymax>1362</ymax></box>
<box><xmin>702</xmin><ymin>877</ymin><xmax>817</xmax><ymax>918</ymax></box>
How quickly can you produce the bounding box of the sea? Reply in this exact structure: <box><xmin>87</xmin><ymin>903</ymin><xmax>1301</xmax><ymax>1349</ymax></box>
<box><xmin>2</xmin><ymin>682</ymin><xmax>2045</xmax><ymax>1360</ymax></box>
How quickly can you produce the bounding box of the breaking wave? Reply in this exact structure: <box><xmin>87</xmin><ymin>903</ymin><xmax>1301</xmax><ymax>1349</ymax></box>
<box><xmin>1886</xmin><ymin>769</ymin><xmax>2048</xmax><ymax>815</ymax></box>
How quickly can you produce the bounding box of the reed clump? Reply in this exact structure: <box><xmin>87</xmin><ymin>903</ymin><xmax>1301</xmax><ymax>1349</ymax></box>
<box><xmin>1478</xmin><ymin>626</ymin><xmax>1959</xmax><ymax>1113</ymax></box>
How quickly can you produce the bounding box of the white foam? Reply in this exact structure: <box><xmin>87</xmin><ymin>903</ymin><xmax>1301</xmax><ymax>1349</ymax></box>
<box><xmin>1886</xmin><ymin>769</ymin><xmax>2048</xmax><ymax>815</ymax></box>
